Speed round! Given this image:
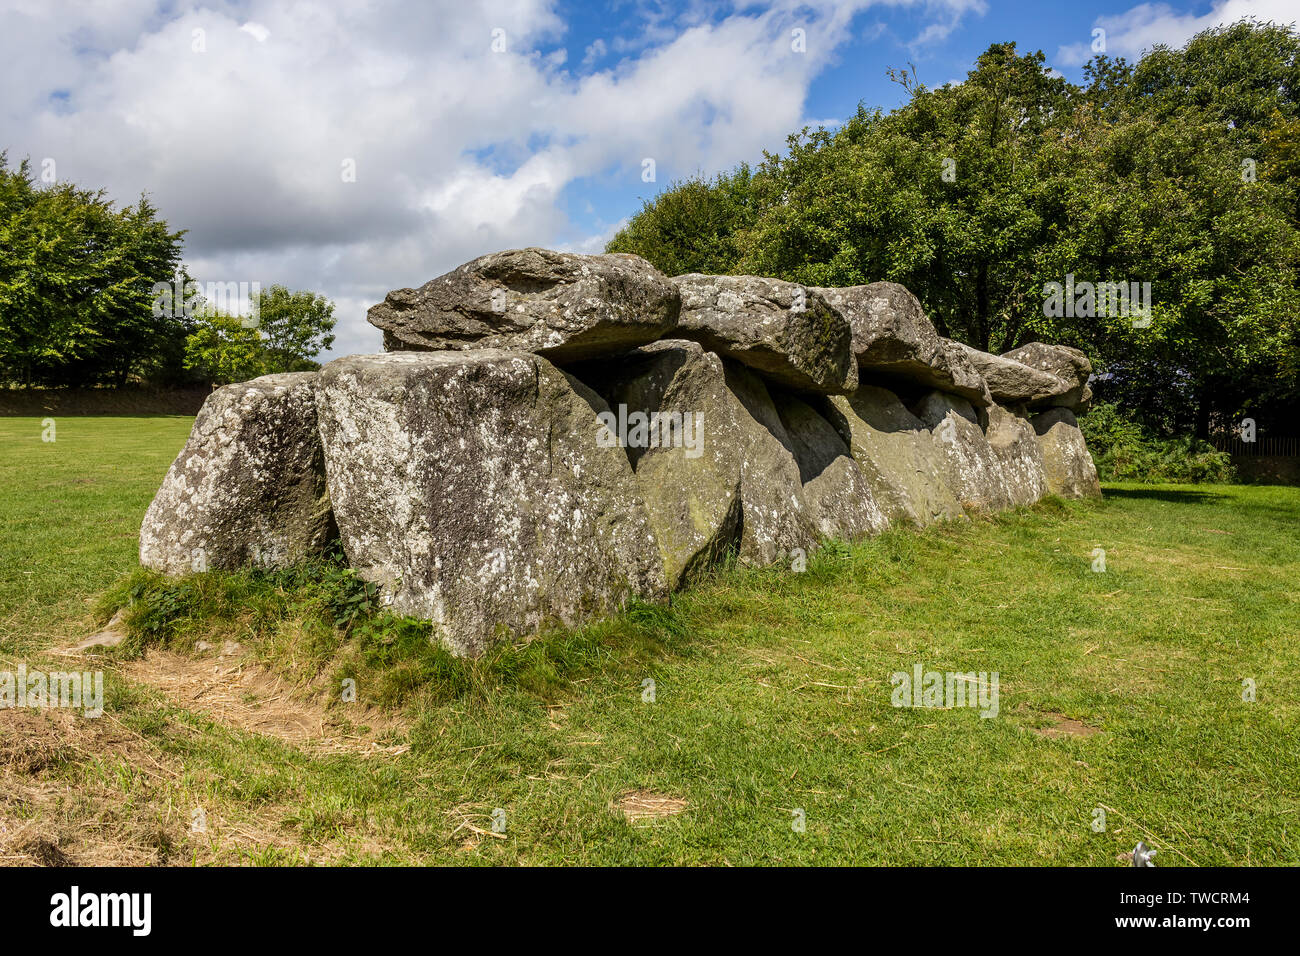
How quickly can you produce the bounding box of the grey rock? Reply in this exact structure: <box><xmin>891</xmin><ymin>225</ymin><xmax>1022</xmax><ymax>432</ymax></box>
<box><xmin>576</xmin><ymin>340</ymin><xmax>743</xmax><ymax>590</ymax></box>
<box><xmin>367</xmin><ymin>248</ymin><xmax>680</xmax><ymax>362</ymax></box>
<box><xmin>772</xmin><ymin>393</ymin><xmax>889</xmax><ymax>540</ymax></box>
<box><xmin>825</xmin><ymin>385</ymin><xmax>965</xmax><ymax>527</ymax></box>
<box><xmin>814</xmin><ymin>284</ymin><xmax>990</xmax><ymax>406</ymax></box>
<box><xmin>1002</xmin><ymin>342</ymin><xmax>1092</xmax><ymax>409</ymax></box>
<box><xmin>912</xmin><ymin>391</ymin><xmax>1014</xmax><ymax>513</ymax></box>
<box><xmin>949</xmin><ymin>340</ymin><xmax>1064</xmax><ymax>406</ymax></box>
<box><xmin>984</xmin><ymin>404</ymin><xmax>1049</xmax><ymax>507</ymax></box>
<box><xmin>139</xmin><ymin>373</ymin><xmax>335</xmax><ymax>575</ymax></box>
<box><xmin>721</xmin><ymin>362</ymin><xmax>822</xmax><ymax>565</ymax></box>
<box><xmin>673</xmin><ymin>274</ymin><xmax>857</xmax><ymax>394</ymax></box>
<box><xmin>315</xmin><ymin>350</ymin><xmax>667</xmax><ymax>656</ymax></box>
<box><xmin>1032</xmin><ymin>407</ymin><xmax>1102</xmax><ymax>498</ymax></box>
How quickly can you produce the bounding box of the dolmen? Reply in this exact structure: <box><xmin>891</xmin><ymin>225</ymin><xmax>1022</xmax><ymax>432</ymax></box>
<box><xmin>140</xmin><ymin>249</ymin><xmax>1101</xmax><ymax>656</ymax></box>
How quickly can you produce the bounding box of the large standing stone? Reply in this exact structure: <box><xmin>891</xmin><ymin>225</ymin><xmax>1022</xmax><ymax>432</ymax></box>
<box><xmin>315</xmin><ymin>350</ymin><xmax>667</xmax><ymax>656</ymax></box>
<box><xmin>1001</xmin><ymin>342</ymin><xmax>1092</xmax><ymax>409</ymax></box>
<box><xmin>772</xmin><ymin>394</ymin><xmax>889</xmax><ymax>540</ymax></box>
<box><xmin>814</xmin><ymin>284</ymin><xmax>990</xmax><ymax>406</ymax></box>
<box><xmin>139</xmin><ymin>373</ymin><xmax>335</xmax><ymax>575</ymax></box>
<box><xmin>722</xmin><ymin>363</ymin><xmax>822</xmax><ymax>565</ymax></box>
<box><xmin>824</xmin><ymin>386</ymin><xmax>964</xmax><ymax>527</ymax></box>
<box><xmin>1032</xmin><ymin>407</ymin><xmax>1102</xmax><ymax>498</ymax></box>
<box><xmin>912</xmin><ymin>391</ymin><xmax>1014</xmax><ymax>513</ymax></box>
<box><xmin>367</xmin><ymin>248</ymin><xmax>680</xmax><ymax>362</ymax></box>
<box><xmin>573</xmin><ymin>340</ymin><xmax>743</xmax><ymax>590</ymax></box>
<box><xmin>672</xmin><ymin>274</ymin><xmax>857</xmax><ymax>394</ymax></box>
<box><xmin>984</xmin><ymin>403</ymin><xmax>1049</xmax><ymax>507</ymax></box>
<box><xmin>948</xmin><ymin>340</ymin><xmax>1064</xmax><ymax>407</ymax></box>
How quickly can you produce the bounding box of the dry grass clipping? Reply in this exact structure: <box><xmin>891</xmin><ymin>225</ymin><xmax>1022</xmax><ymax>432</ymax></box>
<box><xmin>618</xmin><ymin>790</ymin><xmax>689</xmax><ymax>823</ymax></box>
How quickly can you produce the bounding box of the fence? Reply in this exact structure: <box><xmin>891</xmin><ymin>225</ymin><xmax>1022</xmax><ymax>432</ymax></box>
<box><xmin>1211</xmin><ymin>435</ymin><xmax>1300</xmax><ymax>457</ymax></box>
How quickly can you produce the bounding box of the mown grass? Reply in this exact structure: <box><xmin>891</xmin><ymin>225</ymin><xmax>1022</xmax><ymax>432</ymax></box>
<box><xmin>1</xmin><ymin>415</ymin><xmax>1298</xmax><ymax>865</ymax></box>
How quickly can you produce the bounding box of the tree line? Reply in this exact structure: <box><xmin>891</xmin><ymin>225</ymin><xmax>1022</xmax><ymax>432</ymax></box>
<box><xmin>0</xmin><ymin>155</ymin><xmax>335</xmax><ymax>388</ymax></box>
<box><xmin>607</xmin><ymin>21</ymin><xmax>1300</xmax><ymax>440</ymax></box>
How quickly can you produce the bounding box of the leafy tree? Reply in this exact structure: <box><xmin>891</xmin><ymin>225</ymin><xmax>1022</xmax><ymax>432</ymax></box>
<box><xmin>606</xmin><ymin>166</ymin><xmax>758</xmax><ymax>276</ymax></box>
<box><xmin>183</xmin><ymin>313</ymin><xmax>269</xmax><ymax>385</ymax></box>
<box><xmin>0</xmin><ymin>154</ymin><xmax>187</xmax><ymax>386</ymax></box>
<box><xmin>251</xmin><ymin>284</ymin><xmax>336</xmax><ymax>373</ymax></box>
<box><xmin>606</xmin><ymin>24</ymin><xmax>1300</xmax><ymax>438</ymax></box>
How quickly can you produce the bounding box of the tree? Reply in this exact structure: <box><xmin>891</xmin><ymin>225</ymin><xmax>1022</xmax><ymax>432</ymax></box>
<box><xmin>0</xmin><ymin>154</ymin><xmax>187</xmax><ymax>386</ymax></box>
<box><xmin>182</xmin><ymin>285</ymin><xmax>337</xmax><ymax>385</ymax></box>
<box><xmin>251</xmin><ymin>284</ymin><xmax>336</xmax><ymax>373</ymax></box>
<box><xmin>605</xmin><ymin>24</ymin><xmax>1300</xmax><ymax>438</ymax></box>
<box><xmin>183</xmin><ymin>313</ymin><xmax>269</xmax><ymax>385</ymax></box>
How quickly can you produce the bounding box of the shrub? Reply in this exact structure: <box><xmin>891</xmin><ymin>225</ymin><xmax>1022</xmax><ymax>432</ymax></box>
<box><xmin>1079</xmin><ymin>403</ymin><xmax>1235</xmax><ymax>483</ymax></box>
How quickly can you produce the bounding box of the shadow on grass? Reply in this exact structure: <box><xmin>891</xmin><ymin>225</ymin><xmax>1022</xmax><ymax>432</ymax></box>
<box><xmin>1102</xmin><ymin>486</ymin><xmax>1232</xmax><ymax>504</ymax></box>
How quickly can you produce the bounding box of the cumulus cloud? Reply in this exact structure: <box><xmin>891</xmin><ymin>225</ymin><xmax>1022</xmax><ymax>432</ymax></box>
<box><xmin>0</xmin><ymin>0</ymin><xmax>987</xmax><ymax>356</ymax></box>
<box><xmin>1056</xmin><ymin>0</ymin><xmax>1299</xmax><ymax>68</ymax></box>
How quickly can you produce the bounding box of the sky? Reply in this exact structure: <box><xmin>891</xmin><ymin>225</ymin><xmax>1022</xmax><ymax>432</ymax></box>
<box><xmin>1</xmin><ymin>0</ymin><xmax>1296</xmax><ymax>358</ymax></box>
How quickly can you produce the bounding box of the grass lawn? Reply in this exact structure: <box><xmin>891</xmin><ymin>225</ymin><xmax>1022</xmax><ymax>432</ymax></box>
<box><xmin>1</xmin><ymin>414</ymin><xmax>1297</xmax><ymax>866</ymax></box>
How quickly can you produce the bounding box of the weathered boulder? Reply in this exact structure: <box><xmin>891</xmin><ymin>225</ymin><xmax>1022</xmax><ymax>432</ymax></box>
<box><xmin>772</xmin><ymin>393</ymin><xmax>889</xmax><ymax>540</ymax></box>
<box><xmin>984</xmin><ymin>403</ymin><xmax>1049</xmax><ymax>507</ymax></box>
<box><xmin>139</xmin><ymin>373</ymin><xmax>335</xmax><ymax>575</ymax></box>
<box><xmin>824</xmin><ymin>386</ymin><xmax>964</xmax><ymax>527</ymax></box>
<box><xmin>1002</xmin><ymin>342</ymin><xmax>1092</xmax><ymax>409</ymax></box>
<box><xmin>315</xmin><ymin>350</ymin><xmax>667</xmax><ymax>656</ymax></box>
<box><xmin>912</xmin><ymin>391</ymin><xmax>1013</xmax><ymax>513</ymax></box>
<box><xmin>1032</xmin><ymin>407</ymin><xmax>1102</xmax><ymax>498</ymax></box>
<box><xmin>814</xmin><ymin>283</ymin><xmax>990</xmax><ymax>406</ymax></box>
<box><xmin>574</xmin><ymin>340</ymin><xmax>743</xmax><ymax>590</ymax></box>
<box><xmin>722</xmin><ymin>363</ymin><xmax>822</xmax><ymax>564</ymax></box>
<box><xmin>948</xmin><ymin>340</ymin><xmax>1063</xmax><ymax>406</ymax></box>
<box><xmin>367</xmin><ymin>248</ymin><xmax>679</xmax><ymax>362</ymax></box>
<box><xmin>672</xmin><ymin>274</ymin><xmax>857</xmax><ymax>394</ymax></box>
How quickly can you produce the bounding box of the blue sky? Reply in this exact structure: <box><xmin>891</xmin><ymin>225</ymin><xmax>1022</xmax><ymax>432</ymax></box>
<box><xmin>0</xmin><ymin>0</ymin><xmax>1291</xmax><ymax>355</ymax></box>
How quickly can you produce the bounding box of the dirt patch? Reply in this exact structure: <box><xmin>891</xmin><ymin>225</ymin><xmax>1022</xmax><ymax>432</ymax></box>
<box><xmin>122</xmin><ymin>649</ymin><xmax>408</xmax><ymax>756</ymax></box>
<box><xmin>1033</xmin><ymin>713</ymin><xmax>1100</xmax><ymax>739</ymax></box>
<box><xmin>618</xmin><ymin>790</ymin><xmax>689</xmax><ymax>823</ymax></box>
<box><xmin>0</xmin><ymin>707</ymin><xmax>182</xmax><ymax>866</ymax></box>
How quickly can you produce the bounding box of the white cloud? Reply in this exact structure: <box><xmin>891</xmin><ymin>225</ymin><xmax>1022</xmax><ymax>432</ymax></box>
<box><xmin>0</xmin><ymin>0</ymin><xmax>987</xmax><ymax>357</ymax></box>
<box><xmin>1056</xmin><ymin>0</ymin><xmax>1299</xmax><ymax>68</ymax></box>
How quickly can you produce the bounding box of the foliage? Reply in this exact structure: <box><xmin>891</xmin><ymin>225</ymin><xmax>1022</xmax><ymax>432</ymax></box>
<box><xmin>1080</xmin><ymin>403</ymin><xmax>1235</xmax><ymax>482</ymax></box>
<box><xmin>181</xmin><ymin>284</ymin><xmax>337</xmax><ymax>385</ymax></box>
<box><xmin>182</xmin><ymin>313</ymin><xmax>269</xmax><ymax>385</ymax></box>
<box><xmin>0</xmin><ymin>154</ymin><xmax>187</xmax><ymax>386</ymax></box>
<box><xmin>607</xmin><ymin>23</ymin><xmax>1300</xmax><ymax>438</ymax></box>
<box><xmin>252</xmin><ymin>284</ymin><xmax>336</xmax><ymax>374</ymax></box>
